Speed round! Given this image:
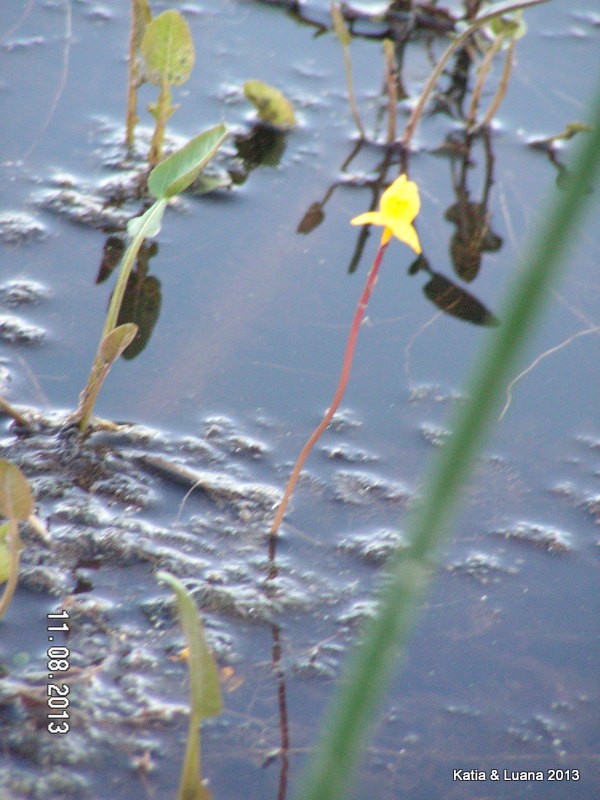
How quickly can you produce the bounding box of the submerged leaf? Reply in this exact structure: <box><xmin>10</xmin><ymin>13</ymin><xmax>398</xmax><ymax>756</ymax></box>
<box><xmin>0</xmin><ymin>460</ymin><xmax>33</xmax><ymax>521</ymax></box>
<box><xmin>243</xmin><ymin>80</ymin><xmax>297</xmax><ymax>130</ymax></box>
<box><xmin>141</xmin><ymin>9</ymin><xmax>195</xmax><ymax>87</ymax></box>
<box><xmin>148</xmin><ymin>124</ymin><xmax>228</xmax><ymax>199</ymax></box>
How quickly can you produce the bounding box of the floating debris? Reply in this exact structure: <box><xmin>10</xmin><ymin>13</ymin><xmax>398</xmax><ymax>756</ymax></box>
<box><xmin>408</xmin><ymin>383</ymin><xmax>464</xmax><ymax>404</ymax></box>
<box><xmin>135</xmin><ymin>454</ymin><xmax>281</xmax><ymax>513</ymax></box>
<box><xmin>328</xmin><ymin>408</ymin><xmax>363</xmax><ymax>432</ymax></box>
<box><xmin>337</xmin><ymin>599</ymin><xmax>378</xmax><ymax>626</ymax></box>
<box><xmin>0</xmin><ymin>280</ymin><xmax>49</xmax><ymax>307</ymax></box>
<box><xmin>338</xmin><ymin>527</ymin><xmax>407</xmax><ymax>565</ymax></box>
<box><xmin>447</xmin><ymin>551</ymin><xmax>519</xmax><ymax>583</ymax></box>
<box><xmin>553</xmin><ymin>482</ymin><xmax>600</xmax><ymax>525</ymax></box>
<box><xmin>332</xmin><ymin>469</ymin><xmax>412</xmax><ymax>506</ymax></box>
<box><xmin>0</xmin><ymin>315</ymin><xmax>45</xmax><ymax>345</ymax></box>
<box><xmin>494</xmin><ymin>521</ymin><xmax>572</xmax><ymax>554</ymax></box>
<box><xmin>34</xmin><ymin>173</ymin><xmax>135</xmax><ymax>232</ymax></box>
<box><xmin>321</xmin><ymin>443</ymin><xmax>376</xmax><ymax>463</ymax></box>
<box><xmin>0</xmin><ymin>212</ymin><xmax>47</xmax><ymax>244</ymax></box>
<box><xmin>419</xmin><ymin>421</ymin><xmax>450</xmax><ymax>447</ymax></box>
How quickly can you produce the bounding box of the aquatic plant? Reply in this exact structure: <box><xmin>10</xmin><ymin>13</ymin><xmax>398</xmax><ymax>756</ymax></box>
<box><xmin>142</xmin><ymin>9</ymin><xmax>195</xmax><ymax>165</ymax></box>
<box><xmin>293</xmin><ymin>60</ymin><xmax>600</xmax><ymax>800</ymax></box>
<box><xmin>75</xmin><ymin>124</ymin><xmax>227</xmax><ymax>433</ymax></box>
<box><xmin>269</xmin><ymin>174</ymin><xmax>421</xmax><ymax>536</ymax></box>
<box><xmin>157</xmin><ymin>572</ymin><xmax>222</xmax><ymax>800</ymax></box>
<box><xmin>125</xmin><ymin>0</ymin><xmax>152</xmax><ymax>151</ymax></box>
<box><xmin>243</xmin><ymin>80</ymin><xmax>297</xmax><ymax>130</ymax></box>
<box><xmin>402</xmin><ymin>0</ymin><xmax>549</xmax><ymax>147</ymax></box>
<box><xmin>125</xmin><ymin>4</ymin><xmax>195</xmax><ymax>164</ymax></box>
<box><xmin>330</xmin><ymin>1</ymin><xmax>364</xmax><ymax>138</ymax></box>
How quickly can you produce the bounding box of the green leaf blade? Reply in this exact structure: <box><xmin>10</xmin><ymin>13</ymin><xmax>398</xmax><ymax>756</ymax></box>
<box><xmin>127</xmin><ymin>198</ymin><xmax>168</xmax><ymax>238</ymax></box>
<box><xmin>0</xmin><ymin>460</ymin><xmax>33</xmax><ymax>521</ymax></box>
<box><xmin>243</xmin><ymin>80</ymin><xmax>297</xmax><ymax>130</ymax></box>
<box><xmin>157</xmin><ymin>571</ymin><xmax>223</xmax><ymax>719</ymax></box>
<box><xmin>147</xmin><ymin>124</ymin><xmax>228</xmax><ymax>199</ymax></box>
<box><xmin>141</xmin><ymin>9</ymin><xmax>195</xmax><ymax>87</ymax></box>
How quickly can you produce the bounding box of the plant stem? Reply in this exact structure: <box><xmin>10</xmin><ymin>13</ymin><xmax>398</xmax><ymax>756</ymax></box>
<box><xmin>149</xmin><ymin>80</ymin><xmax>170</xmax><ymax>166</ymax></box>
<box><xmin>384</xmin><ymin>39</ymin><xmax>398</xmax><ymax>144</ymax></box>
<box><xmin>269</xmin><ymin>238</ymin><xmax>390</xmax><ymax>535</ymax></box>
<box><xmin>401</xmin><ymin>0</ymin><xmax>550</xmax><ymax>148</ymax></box>
<box><xmin>473</xmin><ymin>38</ymin><xmax>515</xmax><ymax>132</ymax></box>
<box><xmin>294</xmin><ymin>67</ymin><xmax>600</xmax><ymax>800</ymax></box>
<box><xmin>102</xmin><ymin>200</ymin><xmax>166</xmax><ymax>340</ymax></box>
<box><xmin>0</xmin><ymin>396</ymin><xmax>31</xmax><ymax>429</ymax></box>
<box><xmin>465</xmin><ymin>33</ymin><xmax>504</xmax><ymax>129</ymax></box>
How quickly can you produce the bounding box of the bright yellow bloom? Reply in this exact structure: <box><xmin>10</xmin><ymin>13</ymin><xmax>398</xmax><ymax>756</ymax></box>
<box><xmin>350</xmin><ymin>173</ymin><xmax>421</xmax><ymax>253</ymax></box>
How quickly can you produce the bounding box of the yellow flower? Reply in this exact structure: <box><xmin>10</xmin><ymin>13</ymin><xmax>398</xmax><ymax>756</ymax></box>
<box><xmin>350</xmin><ymin>173</ymin><xmax>421</xmax><ymax>253</ymax></box>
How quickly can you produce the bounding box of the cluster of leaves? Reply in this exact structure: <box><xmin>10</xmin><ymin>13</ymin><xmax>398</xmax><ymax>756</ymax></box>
<box><xmin>127</xmin><ymin>3</ymin><xmax>195</xmax><ymax>164</ymax></box>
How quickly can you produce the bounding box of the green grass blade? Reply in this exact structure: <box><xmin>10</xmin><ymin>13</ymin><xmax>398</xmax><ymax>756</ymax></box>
<box><xmin>156</xmin><ymin>571</ymin><xmax>222</xmax><ymax>718</ymax></box>
<box><xmin>294</xmin><ymin>72</ymin><xmax>600</xmax><ymax>800</ymax></box>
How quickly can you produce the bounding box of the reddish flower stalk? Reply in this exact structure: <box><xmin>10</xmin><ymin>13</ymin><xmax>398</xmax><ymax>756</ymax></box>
<box><xmin>269</xmin><ymin>239</ymin><xmax>390</xmax><ymax>536</ymax></box>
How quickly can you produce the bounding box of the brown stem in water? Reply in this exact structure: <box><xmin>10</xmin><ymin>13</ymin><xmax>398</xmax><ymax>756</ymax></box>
<box><xmin>269</xmin><ymin>238</ymin><xmax>390</xmax><ymax>535</ymax></box>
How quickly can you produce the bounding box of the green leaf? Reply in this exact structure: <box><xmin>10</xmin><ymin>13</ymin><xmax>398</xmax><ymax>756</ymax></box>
<box><xmin>97</xmin><ymin>323</ymin><xmax>139</xmax><ymax>367</ymax></box>
<box><xmin>157</xmin><ymin>571</ymin><xmax>223</xmax><ymax>719</ymax></box>
<box><xmin>76</xmin><ymin>323</ymin><xmax>139</xmax><ymax>432</ymax></box>
<box><xmin>243</xmin><ymin>80</ymin><xmax>297</xmax><ymax>130</ymax></box>
<box><xmin>0</xmin><ymin>522</ymin><xmax>11</xmax><ymax>583</ymax></box>
<box><xmin>0</xmin><ymin>460</ymin><xmax>33</xmax><ymax>521</ymax></box>
<box><xmin>141</xmin><ymin>9</ymin><xmax>195</xmax><ymax>87</ymax></box>
<box><xmin>127</xmin><ymin>198</ymin><xmax>168</xmax><ymax>238</ymax></box>
<box><xmin>488</xmin><ymin>9</ymin><xmax>527</xmax><ymax>40</ymax></box>
<box><xmin>148</xmin><ymin>124</ymin><xmax>228</xmax><ymax>199</ymax></box>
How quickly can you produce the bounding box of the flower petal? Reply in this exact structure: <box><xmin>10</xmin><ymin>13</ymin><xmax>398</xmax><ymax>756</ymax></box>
<box><xmin>388</xmin><ymin>219</ymin><xmax>422</xmax><ymax>254</ymax></box>
<box><xmin>380</xmin><ymin>174</ymin><xmax>420</xmax><ymax>224</ymax></box>
<box><xmin>350</xmin><ymin>211</ymin><xmax>384</xmax><ymax>227</ymax></box>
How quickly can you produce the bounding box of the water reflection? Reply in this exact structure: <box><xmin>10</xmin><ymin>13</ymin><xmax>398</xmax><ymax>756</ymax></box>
<box><xmin>444</xmin><ymin>128</ymin><xmax>502</xmax><ymax>283</ymax></box>
<box><xmin>97</xmin><ymin>238</ymin><xmax>162</xmax><ymax>359</ymax></box>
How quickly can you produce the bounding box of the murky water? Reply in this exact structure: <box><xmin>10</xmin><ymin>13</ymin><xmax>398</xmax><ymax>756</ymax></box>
<box><xmin>1</xmin><ymin>1</ymin><xmax>599</xmax><ymax>799</ymax></box>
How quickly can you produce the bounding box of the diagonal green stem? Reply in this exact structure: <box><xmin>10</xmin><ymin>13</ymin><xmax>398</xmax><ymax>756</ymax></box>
<box><xmin>270</xmin><ymin>238</ymin><xmax>390</xmax><ymax>535</ymax></box>
<box><xmin>295</xmin><ymin>70</ymin><xmax>600</xmax><ymax>800</ymax></box>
